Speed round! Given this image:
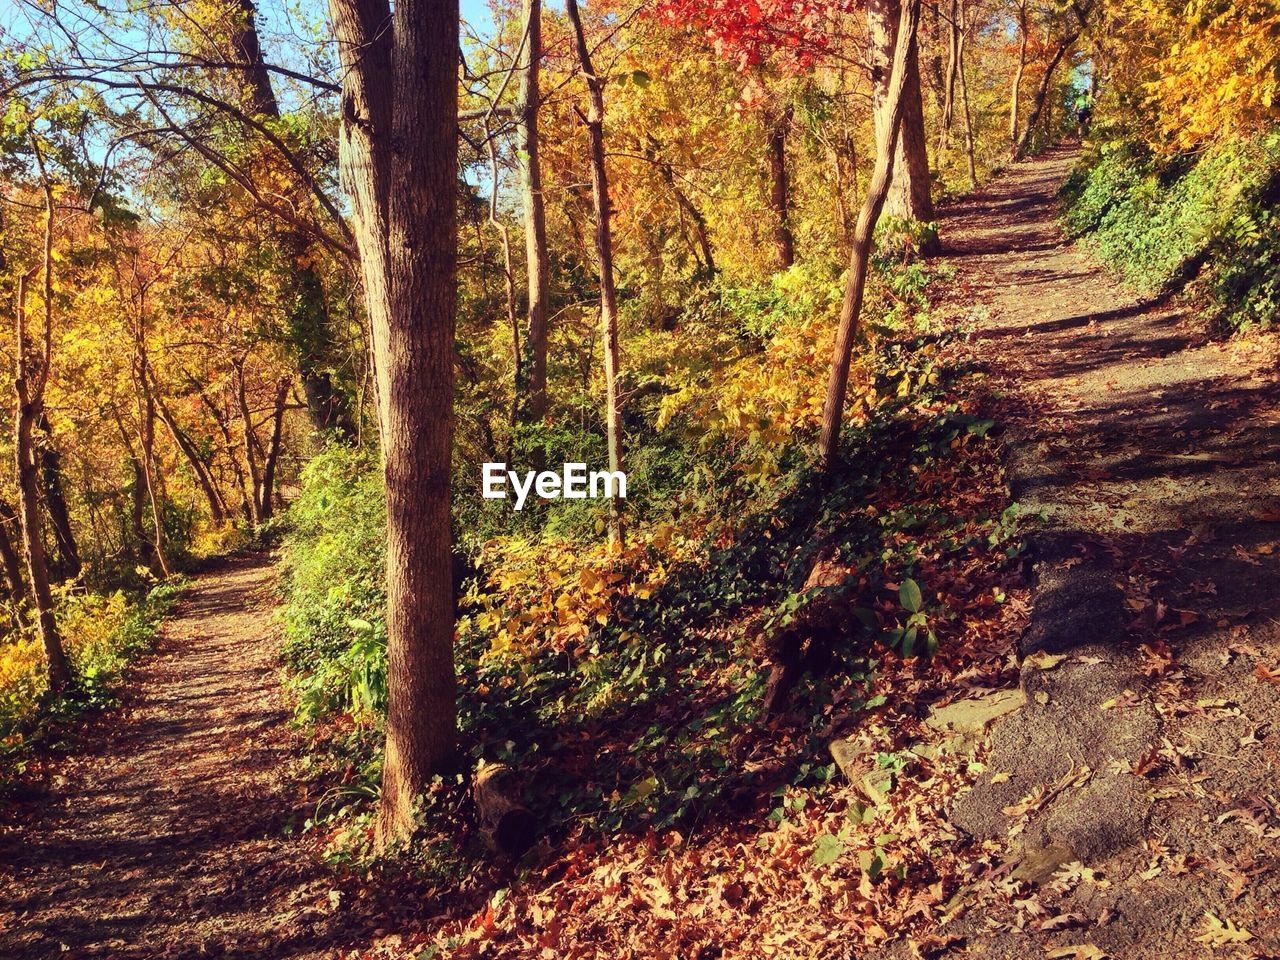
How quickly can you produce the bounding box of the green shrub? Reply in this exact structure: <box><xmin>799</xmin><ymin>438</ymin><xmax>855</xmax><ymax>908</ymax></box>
<box><xmin>1063</xmin><ymin>133</ymin><xmax>1280</xmax><ymax>329</ymax></box>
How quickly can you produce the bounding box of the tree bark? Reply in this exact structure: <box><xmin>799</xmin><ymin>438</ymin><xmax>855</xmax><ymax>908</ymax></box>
<box><xmin>518</xmin><ymin>0</ymin><xmax>552</xmax><ymax>421</ymax></box>
<box><xmin>257</xmin><ymin>377</ymin><xmax>290</xmax><ymax>520</ymax></box>
<box><xmin>567</xmin><ymin>0</ymin><xmax>625</xmax><ymax>546</ymax></box>
<box><xmin>819</xmin><ymin>0</ymin><xmax>921</xmax><ymax>469</ymax></box>
<box><xmin>957</xmin><ymin>1</ymin><xmax>978</xmax><ymax>189</ymax></box>
<box><xmin>0</xmin><ymin>499</ymin><xmax>28</xmax><ymax>613</ymax></box>
<box><xmin>868</xmin><ymin>0</ymin><xmax>933</xmax><ymax>225</ymax></box>
<box><xmin>938</xmin><ymin>0</ymin><xmax>958</xmax><ymax>151</ymax></box>
<box><xmin>1015</xmin><ymin>31</ymin><xmax>1079</xmax><ymax>159</ymax></box>
<box><xmin>1009</xmin><ymin>0</ymin><xmax>1029</xmax><ymax>145</ymax></box>
<box><xmin>12</xmin><ymin>170</ymin><xmax>72</xmax><ymax>693</ymax></box>
<box><xmin>329</xmin><ymin>0</ymin><xmax>459</xmax><ymax>848</ymax></box>
<box><xmin>153</xmin><ymin>391</ymin><xmax>228</xmax><ymax>523</ymax></box>
<box><xmin>766</xmin><ymin>105</ymin><xmax>796</xmax><ymax>269</ymax></box>
<box><xmin>36</xmin><ymin>416</ymin><xmax>81</xmax><ymax>582</ymax></box>
<box><xmin>135</xmin><ymin>357</ymin><xmax>173</xmax><ymax>577</ymax></box>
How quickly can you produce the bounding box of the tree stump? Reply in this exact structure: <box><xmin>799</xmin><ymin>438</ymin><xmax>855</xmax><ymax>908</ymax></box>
<box><xmin>473</xmin><ymin>762</ymin><xmax>537</xmax><ymax>857</ymax></box>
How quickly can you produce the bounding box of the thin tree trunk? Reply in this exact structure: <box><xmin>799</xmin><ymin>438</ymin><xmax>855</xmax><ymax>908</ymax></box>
<box><xmin>1015</xmin><ymin>32</ymin><xmax>1079</xmax><ymax>159</ymax></box>
<box><xmin>12</xmin><ymin>165</ymin><xmax>72</xmax><ymax>692</ymax></box>
<box><xmin>819</xmin><ymin>0</ymin><xmax>921</xmax><ymax>468</ymax></box>
<box><xmin>957</xmin><ymin>1</ymin><xmax>978</xmax><ymax>189</ymax></box>
<box><xmin>868</xmin><ymin>0</ymin><xmax>934</xmax><ymax>225</ymax></box>
<box><xmin>135</xmin><ymin>363</ymin><xmax>172</xmax><ymax>577</ymax></box>
<box><xmin>195</xmin><ymin>383</ymin><xmax>255</xmax><ymax>523</ymax></box>
<box><xmin>519</xmin><ymin>0</ymin><xmax>552</xmax><ymax>420</ymax></box>
<box><xmin>234</xmin><ymin>359</ymin><xmax>265</xmax><ymax>525</ymax></box>
<box><xmin>567</xmin><ymin>0</ymin><xmax>624</xmax><ymax>545</ymax></box>
<box><xmin>153</xmin><ymin>391</ymin><xmax>227</xmax><ymax>522</ymax></box>
<box><xmin>766</xmin><ymin>105</ymin><xmax>796</xmax><ymax>269</ymax></box>
<box><xmin>257</xmin><ymin>377</ymin><xmax>289</xmax><ymax>520</ymax></box>
<box><xmin>329</xmin><ymin>0</ymin><xmax>460</xmax><ymax>847</ymax></box>
<box><xmin>1009</xmin><ymin>0</ymin><xmax>1028</xmax><ymax>145</ymax></box>
<box><xmin>657</xmin><ymin>158</ymin><xmax>715</xmax><ymax>277</ymax></box>
<box><xmin>0</xmin><ymin>499</ymin><xmax>28</xmax><ymax>614</ymax></box>
<box><xmin>36</xmin><ymin>415</ymin><xmax>81</xmax><ymax>582</ymax></box>
<box><xmin>939</xmin><ymin>0</ymin><xmax>958</xmax><ymax>151</ymax></box>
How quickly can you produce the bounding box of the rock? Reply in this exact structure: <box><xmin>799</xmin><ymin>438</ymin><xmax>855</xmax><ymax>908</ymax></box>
<box><xmin>924</xmin><ymin>688</ymin><xmax>1025</xmax><ymax>751</ymax></box>
<box><xmin>1011</xmin><ymin>841</ymin><xmax>1077</xmax><ymax>884</ymax></box>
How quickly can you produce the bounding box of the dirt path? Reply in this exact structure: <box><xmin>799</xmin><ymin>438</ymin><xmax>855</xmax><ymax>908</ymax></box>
<box><xmin>933</xmin><ymin>146</ymin><xmax>1280</xmax><ymax>955</ymax></box>
<box><xmin>0</xmin><ymin>555</ymin><xmax>361</xmax><ymax>959</ymax></box>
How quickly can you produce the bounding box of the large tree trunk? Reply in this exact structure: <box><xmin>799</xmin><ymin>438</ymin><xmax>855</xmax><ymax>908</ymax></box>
<box><xmin>329</xmin><ymin>0</ymin><xmax>459</xmax><ymax>848</ymax></box>
<box><xmin>819</xmin><ymin>0</ymin><xmax>921</xmax><ymax>468</ymax></box>
<box><xmin>868</xmin><ymin>0</ymin><xmax>933</xmax><ymax>225</ymax></box>
<box><xmin>229</xmin><ymin>0</ymin><xmax>356</xmax><ymax>440</ymax></box>
<box><xmin>1009</xmin><ymin>0</ymin><xmax>1029</xmax><ymax>145</ymax></box>
<box><xmin>766</xmin><ymin>105</ymin><xmax>796</xmax><ymax>269</ymax></box>
<box><xmin>518</xmin><ymin>0</ymin><xmax>552</xmax><ymax>421</ymax></box>
<box><xmin>567</xmin><ymin>0</ymin><xmax>625</xmax><ymax>545</ymax></box>
<box><xmin>12</xmin><ymin>180</ymin><xmax>72</xmax><ymax>693</ymax></box>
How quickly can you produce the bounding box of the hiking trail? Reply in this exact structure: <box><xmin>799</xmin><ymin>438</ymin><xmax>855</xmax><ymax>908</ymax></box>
<box><xmin>0</xmin><ymin>555</ymin><xmax>373</xmax><ymax>959</ymax></box>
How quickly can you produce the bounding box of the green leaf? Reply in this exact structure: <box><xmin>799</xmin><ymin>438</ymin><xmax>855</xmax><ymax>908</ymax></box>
<box><xmin>631</xmin><ymin>69</ymin><xmax>651</xmax><ymax>88</ymax></box>
<box><xmin>813</xmin><ymin>833</ymin><xmax>845</xmax><ymax>866</ymax></box>
<box><xmin>348</xmin><ymin>617</ymin><xmax>374</xmax><ymax>633</ymax></box>
<box><xmin>899</xmin><ymin>578</ymin><xmax>923</xmax><ymax>613</ymax></box>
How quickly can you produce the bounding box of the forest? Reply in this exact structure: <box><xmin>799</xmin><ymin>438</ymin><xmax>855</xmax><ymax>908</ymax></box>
<box><xmin>1</xmin><ymin>0</ymin><xmax>1279</xmax><ymax>956</ymax></box>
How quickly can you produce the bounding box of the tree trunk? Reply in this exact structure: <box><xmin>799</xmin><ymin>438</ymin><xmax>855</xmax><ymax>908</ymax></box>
<box><xmin>135</xmin><ymin>364</ymin><xmax>173</xmax><ymax>577</ymax></box>
<box><xmin>257</xmin><ymin>377</ymin><xmax>289</xmax><ymax>520</ymax></box>
<box><xmin>567</xmin><ymin>0</ymin><xmax>625</xmax><ymax>546</ymax></box>
<box><xmin>36</xmin><ymin>416</ymin><xmax>81</xmax><ymax>583</ymax></box>
<box><xmin>12</xmin><ymin>183</ymin><xmax>72</xmax><ymax>693</ymax></box>
<box><xmin>154</xmin><ymin>391</ymin><xmax>227</xmax><ymax>522</ymax></box>
<box><xmin>195</xmin><ymin>383</ymin><xmax>255</xmax><ymax>523</ymax></box>
<box><xmin>819</xmin><ymin>0</ymin><xmax>921</xmax><ymax>468</ymax></box>
<box><xmin>957</xmin><ymin>1</ymin><xmax>978</xmax><ymax>189</ymax></box>
<box><xmin>0</xmin><ymin>499</ymin><xmax>28</xmax><ymax>614</ymax></box>
<box><xmin>518</xmin><ymin>0</ymin><xmax>552</xmax><ymax>421</ymax></box>
<box><xmin>1009</xmin><ymin>0</ymin><xmax>1028</xmax><ymax>145</ymax></box>
<box><xmin>938</xmin><ymin>0</ymin><xmax>958</xmax><ymax>151</ymax></box>
<box><xmin>868</xmin><ymin>0</ymin><xmax>933</xmax><ymax>225</ymax></box>
<box><xmin>766</xmin><ymin>105</ymin><xmax>796</xmax><ymax>269</ymax></box>
<box><xmin>329</xmin><ymin>0</ymin><xmax>460</xmax><ymax>848</ymax></box>
<box><xmin>234</xmin><ymin>359</ymin><xmax>265</xmax><ymax>525</ymax></box>
<box><xmin>473</xmin><ymin>762</ymin><xmax>537</xmax><ymax>857</ymax></box>
<box><xmin>229</xmin><ymin>0</ymin><xmax>356</xmax><ymax>440</ymax></box>
<box><xmin>1015</xmin><ymin>32</ymin><xmax>1079</xmax><ymax>159</ymax></box>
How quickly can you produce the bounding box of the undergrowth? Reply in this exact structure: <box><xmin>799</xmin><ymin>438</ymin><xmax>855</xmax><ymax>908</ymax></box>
<box><xmin>279</xmin><ymin>257</ymin><xmax>1026</xmax><ymax>888</ymax></box>
<box><xmin>1062</xmin><ymin>132</ymin><xmax>1280</xmax><ymax>331</ymax></box>
<box><xmin>0</xmin><ymin>580</ymin><xmax>184</xmax><ymax>778</ymax></box>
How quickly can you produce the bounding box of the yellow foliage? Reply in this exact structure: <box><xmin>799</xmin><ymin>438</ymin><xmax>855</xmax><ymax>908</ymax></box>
<box><xmin>1108</xmin><ymin>0</ymin><xmax>1280</xmax><ymax>150</ymax></box>
<box><xmin>466</xmin><ymin>522</ymin><xmax>698</xmax><ymax>660</ymax></box>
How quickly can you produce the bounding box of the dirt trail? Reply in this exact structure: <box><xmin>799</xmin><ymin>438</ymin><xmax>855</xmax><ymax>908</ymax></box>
<box><xmin>935</xmin><ymin>145</ymin><xmax>1280</xmax><ymax>955</ymax></box>
<box><xmin>0</xmin><ymin>556</ymin><xmax>361</xmax><ymax>959</ymax></box>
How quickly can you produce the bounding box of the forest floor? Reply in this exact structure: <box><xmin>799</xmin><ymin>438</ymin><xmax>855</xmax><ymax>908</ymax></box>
<box><xmin>3</xmin><ymin>146</ymin><xmax>1279</xmax><ymax>960</ymax></box>
<box><xmin>0</xmin><ymin>555</ymin><xmax>377</xmax><ymax>959</ymax></box>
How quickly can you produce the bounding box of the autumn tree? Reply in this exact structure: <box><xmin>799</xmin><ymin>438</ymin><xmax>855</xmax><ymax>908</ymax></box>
<box><xmin>820</xmin><ymin>0</ymin><xmax>922</xmax><ymax>467</ymax></box>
